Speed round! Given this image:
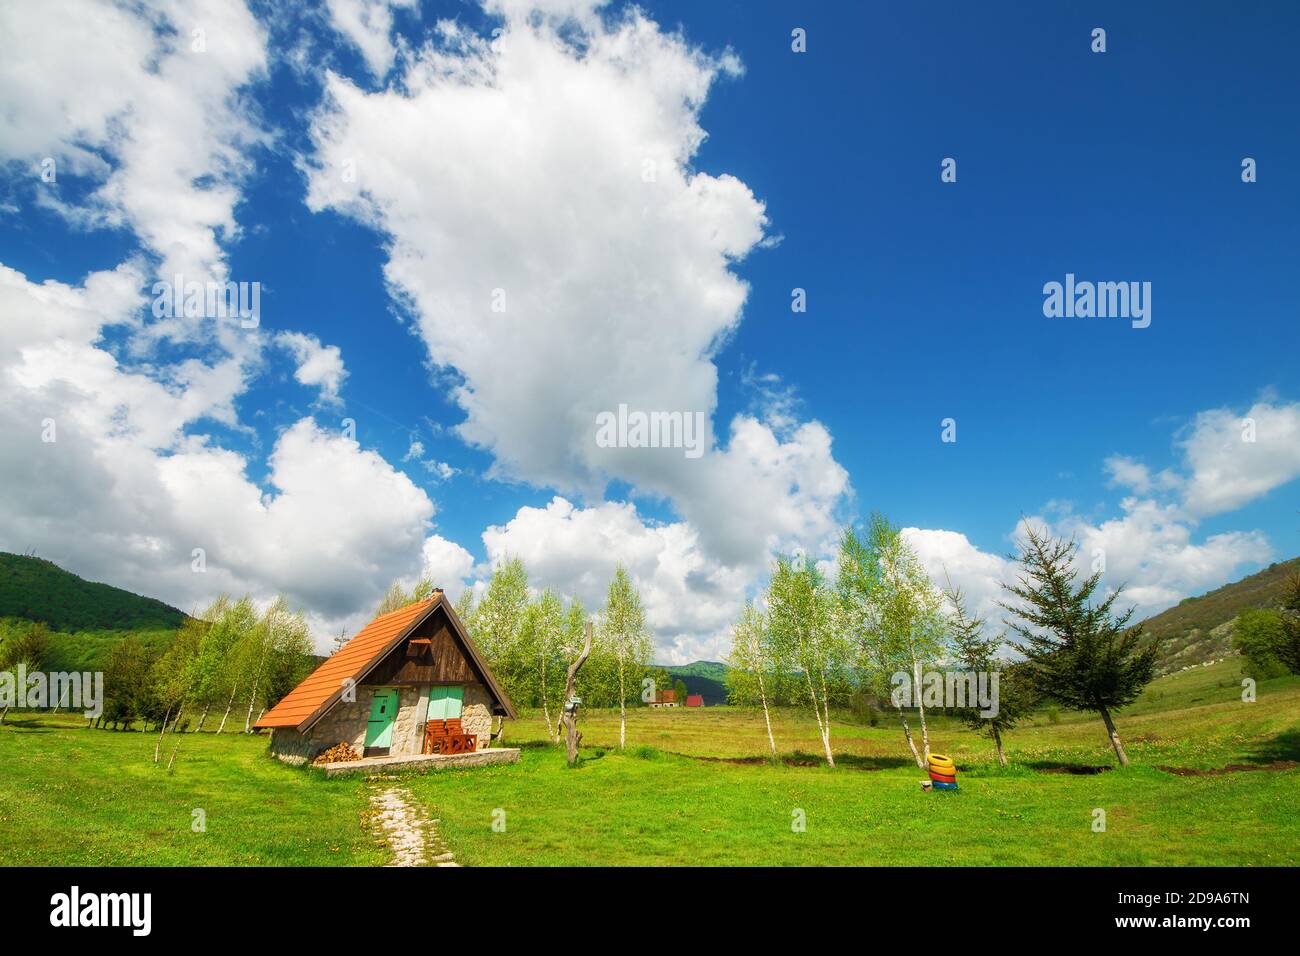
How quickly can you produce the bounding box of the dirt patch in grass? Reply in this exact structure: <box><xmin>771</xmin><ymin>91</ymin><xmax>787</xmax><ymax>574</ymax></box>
<box><xmin>1158</xmin><ymin>760</ymin><xmax>1300</xmax><ymax>777</ymax></box>
<box><xmin>1034</xmin><ymin>763</ymin><xmax>1112</xmax><ymax>775</ymax></box>
<box><xmin>666</xmin><ymin>751</ymin><xmax>891</xmax><ymax>771</ymax></box>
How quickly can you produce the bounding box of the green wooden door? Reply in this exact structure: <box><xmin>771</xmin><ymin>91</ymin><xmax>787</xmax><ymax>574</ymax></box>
<box><xmin>364</xmin><ymin>689</ymin><xmax>399</xmax><ymax>749</ymax></box>
<box><xmin>427</xmin><ymin>686</ymin><xmax>464</xmax><ymax>720</ymax></box>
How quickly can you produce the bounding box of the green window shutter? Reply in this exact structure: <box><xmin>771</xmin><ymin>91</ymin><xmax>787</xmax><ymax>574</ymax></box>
<box><xmin>427</xmin><ymin>686</ymin><xmax>447</xmax><ymax>720</ymax></box>
<box><xmin>426</xmin><ymin>686</ymin><xmax>462</xmax><ymax>720</ymax></box>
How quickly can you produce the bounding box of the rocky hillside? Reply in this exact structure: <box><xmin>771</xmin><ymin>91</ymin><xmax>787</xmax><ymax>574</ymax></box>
<box><xmin>1138</xmin><ymin>556</ymin><xmax>1300</xmax><ymax>673</ymax></box>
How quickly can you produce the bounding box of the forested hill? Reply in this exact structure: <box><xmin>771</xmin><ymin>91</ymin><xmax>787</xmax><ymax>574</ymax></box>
<box><xmin>0</xmin><ymin>552</ymin><xmax>188</xmax><ymax>633</ymax></box>
<box><xmin>1139</xmin><ymin>556</ymin><xmax>1300</xmax><ymax>672</ymax></box>
<box><xmin>660</xmin><ymin>661</ymin><xmax>729</xmax><ymax>704</ymax></box>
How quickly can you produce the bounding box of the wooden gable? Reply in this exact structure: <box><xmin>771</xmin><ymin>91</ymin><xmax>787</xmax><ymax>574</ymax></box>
<box><xmin>366</xmin><ymin>604</ymin><xmax>480</xmax><ymax>687</ymax></box>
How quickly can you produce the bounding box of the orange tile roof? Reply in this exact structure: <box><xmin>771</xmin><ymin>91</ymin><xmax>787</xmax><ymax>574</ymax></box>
<box><xmin>254</xmin><ymin>597</ymin><xmax>438</xmax><ymax>730</ymax></box>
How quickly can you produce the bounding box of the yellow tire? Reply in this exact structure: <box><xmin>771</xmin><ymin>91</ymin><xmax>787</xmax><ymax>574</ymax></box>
<box><xmin>929</xmin><ymin>757</ymin><xmax>956</xmax><ymax>774</ymax></box>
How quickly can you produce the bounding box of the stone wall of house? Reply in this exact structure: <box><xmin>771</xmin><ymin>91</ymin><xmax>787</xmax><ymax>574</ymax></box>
<box><xmin>300</xmin><ymin>695</ymin><xmax>368</xmax><ymax>756</ymax></box>
<box><xmin>268</xmin><ymin>727</ymin><xmax>319</xmax><ymax>766</ymax></box>
<box><xmin>463</xmin><ymin>683</ymin><xmax>493</xmax><ymax>751</ymax></box>
<box><xmin>269</xmin><ymin>681</ymin><xmax>498</xmax><ymax>763</ymax></box>
<box><xmin>389</xmin><ymin>686</ymin><xmax>426</xmax><ymax>756</ymax></box>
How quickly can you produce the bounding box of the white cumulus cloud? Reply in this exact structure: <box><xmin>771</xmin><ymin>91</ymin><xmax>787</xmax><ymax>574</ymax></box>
<box><xmin>324</xmin><ymin>0</ymin><xmax>416</xmax><ymax>78</ymax></box>
<box><xmin>480</xmin><ymin>497</ymin><xmax>750</xmax><ymax>662</ymax></box>
<box><xmin>301</xmin><ymin>0</ymin><xmax>847</xmax><ymax>581</ymax></box>
<box><xmin>276</xmin><ymin>331</ymin><xmax>348</xmax><ymax>405</ymax></box>
<box><xmin>1179</xmin><ymin>399</ymin><xmax>1300</xmax><ymax>517</ymax></box>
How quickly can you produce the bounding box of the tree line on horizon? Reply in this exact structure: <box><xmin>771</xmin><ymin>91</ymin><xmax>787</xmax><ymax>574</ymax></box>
<box><xmin>0</xmin><ymin>595</ymin><xmax>316</xmax><ymax>753</ymax></box>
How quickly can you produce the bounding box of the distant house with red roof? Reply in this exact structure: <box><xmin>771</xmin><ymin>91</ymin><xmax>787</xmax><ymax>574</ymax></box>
<box><xmin>650</xmin><ymin>689</ymin><xmax>679</xmax><ymax>708</ymax></box>
<box><xmin>684</xmin><ymin>694</ymin><xmax>704</xmax><ymax>708</ymax></box>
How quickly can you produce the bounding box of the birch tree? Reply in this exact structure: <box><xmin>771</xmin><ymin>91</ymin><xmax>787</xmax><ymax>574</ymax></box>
<box><xmin>599</xmin><ymin>565</ymin><xmax>651</xmax><ymax>749</ymax></box>
<box><xmin>152</xmin><ymin>614</ymin><xmax>205</xmax><ymax>755</ymax></box>
<box><xmin>204</xmin><ymin>597</ymin><xmax>257</xmax><ymax>734</ymax></box>
<box><xmin>725</xmin><ymin>601</ymin><xmax>778</xmax><ymax>758</ymax></box>
<box><xmin>240</xmin><ymin>604</ymin><xmax>275</xmax><ymax>733</ymax></box>
<box><xmin>876</xmin><ymin>517</ymin><xmax>946</xmax><ymax>764</ymax></box>
<box><xmin>260</xmin><ymin>603</ymin><xmax>314</xmax><ymax>714</ymax></box>
<box><xmin>470</xmin><ymin>557</ymin><xmax>531</xmax><ymax>702</ymax></box>
<box><xmin>839</xmin><ymin>518</ymin><xmax>945</xmax><ymax>769</ymax></box>
<box><xmin>454</xmin><ymin>587</ymin><xmax>477</xmax><ymax>630</ymax></box>
<box><xmin>527</xmin><ymin>589</ymin><xmax>566</xmax><ymax>740</ymax></box>
<box><xmin>767</xmin><ymin>555</ymin><xmax>844</xmax><ymax>766</ymax></box>
<box><xmin>375</xmin><ymin>577</ymin><xmax>436</xmax><ymax>616</ymax></box>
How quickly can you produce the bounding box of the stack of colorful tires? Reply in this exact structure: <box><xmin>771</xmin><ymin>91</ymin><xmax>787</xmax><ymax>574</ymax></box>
<box><xmin>928</xmin><ymin>753</ymin><xmax>958</xmax><ymax>790</ymax></box>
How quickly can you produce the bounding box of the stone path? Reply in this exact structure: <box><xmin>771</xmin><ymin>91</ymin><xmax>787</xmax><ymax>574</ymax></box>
<box><xmin>368</xmin><ymin>785</ymin><xmax>459</xmax><ymax>867</ymax></box>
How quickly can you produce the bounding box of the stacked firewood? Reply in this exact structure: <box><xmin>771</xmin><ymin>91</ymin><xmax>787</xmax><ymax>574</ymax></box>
<box><xmin>314</xmin><ymin>742</ymin><xmax>362</xmax><ymax>764</ymax></box>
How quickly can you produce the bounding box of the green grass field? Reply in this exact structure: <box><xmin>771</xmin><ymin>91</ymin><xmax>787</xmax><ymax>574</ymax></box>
<box><xmin>2</xmin><ymin>659</ymin><xmax>1297</xmax><ymax>866</ymax></box>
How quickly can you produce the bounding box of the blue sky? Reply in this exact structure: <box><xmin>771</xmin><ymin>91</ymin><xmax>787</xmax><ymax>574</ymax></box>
<box><xmin>1</xmin><ymin>0</ymin><xmax>1296</xmax><ymax>661</ymax></box>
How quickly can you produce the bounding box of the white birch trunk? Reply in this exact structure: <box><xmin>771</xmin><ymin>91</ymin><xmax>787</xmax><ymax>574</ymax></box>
<box><xmin>803</xmin><ymin>670</ymin><xmax>834</xmax><ymax>767</ymax></box>
<box><xmin>817</xmin><ymin>667</ymin><xmax>835</xmax><ymax>764</ymax></box>
<box><xmin>217</xmin><ymin>685</ymin><xmax>238</xmax><ymax>734</ymax></box>
<box><xmin>896</xmin><ymin>706</ymin><xmax>925</xmax><ymax>769</ymax></box>
<box><xmin>540</xmin><ymin>653</ymin><xmax>554</xmax><ymax>741</ymax></box>
<box><xmin>154</xmin><ymin>704</ymin><xmax>174</xmax><ymax>764</ymax></box>
<box><xmin>617</xmin><ymin>647</ymin><xmax>626</xmax><ymax>750</ymax></box>
<box><xmin>751</xmin><ymin>625</ymin><xmax>778</xmax><ymax>758</ymax></box>
<box><xmin>912</xmin><ymin>659</ymin><xmax>931</xmax><ymax>762</ymax></box>
<box><xmin>757</xmin><ymin>668</ymin><xmax>776</xmax><ymax>758</ymax></box>
<box><xmin>244</xmin><ymin>634</ymin><xmax>271</xmax><ymax>733</ymax></box>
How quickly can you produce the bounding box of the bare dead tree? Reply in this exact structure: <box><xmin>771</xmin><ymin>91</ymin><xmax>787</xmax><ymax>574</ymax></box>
<box><xmin>557</xmin><ymin>620</ymin><xmax>593</xmax><ymax>767</ymax></box>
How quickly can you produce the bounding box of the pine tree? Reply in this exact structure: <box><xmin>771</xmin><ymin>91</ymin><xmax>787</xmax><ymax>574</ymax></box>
<box><xmin>1272</xmin><ymin>575</ymin><xmax>1300</xmax><ymax>675</ymax></box>
<box><xmin>999</xmin><ymin>524</ymin><xmax>1158</xmax><ymax>766</ymax></box>
<box><xmin>944</xmin><ymin>583</ymin><xmax>1037</xmax><ymax>766</ymax></box>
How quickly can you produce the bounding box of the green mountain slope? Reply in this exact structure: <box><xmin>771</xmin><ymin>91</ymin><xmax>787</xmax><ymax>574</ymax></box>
<box><xmin>0</xmin><ymin>552</ymin><xmax>187</xmax><ymax>632</ymax></box>
<box><xmin>1138</xmin><ymin>556</ymin><xmax>1300</xmax><ymax>673</ymax></box>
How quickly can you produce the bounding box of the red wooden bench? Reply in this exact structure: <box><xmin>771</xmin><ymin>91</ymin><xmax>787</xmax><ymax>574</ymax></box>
<box><xmin>423</xmin><ymin>718</ymin><xmax>477</xmax><ymax>755</ymax></box>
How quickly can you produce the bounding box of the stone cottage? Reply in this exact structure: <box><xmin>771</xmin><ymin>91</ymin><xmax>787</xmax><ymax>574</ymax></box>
<box><xmin>255</xmin><ymin>591</ymin><xmax>517</xmax><ymax>765</ymax></box>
